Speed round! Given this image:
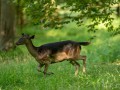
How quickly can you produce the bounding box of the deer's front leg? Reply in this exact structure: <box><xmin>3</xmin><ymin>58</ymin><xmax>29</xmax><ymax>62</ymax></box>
<box><xmin>37</xmin><ymin>63</ymin><xmax>44</xmax><ymax>72</ymax></box>
<box><xmin>70</xmin><ymin>61</ymin><xmax>80</xmax><ymax>76</ymax></box>
<box><xmin>43</xmin><ymin>63</ymin><xmax>54</xmax><ymax>76</ymax></box>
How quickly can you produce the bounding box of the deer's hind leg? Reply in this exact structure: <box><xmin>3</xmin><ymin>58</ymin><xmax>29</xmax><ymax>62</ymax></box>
<box><xmin>79</xmin><ymin>55</ymin><xmax>86</xmax><ymax>73</ymax></box>
<box><xmin>70</xmin><ymin>61</ymin><xmax>80</xmax><ymax>76</ymax></box>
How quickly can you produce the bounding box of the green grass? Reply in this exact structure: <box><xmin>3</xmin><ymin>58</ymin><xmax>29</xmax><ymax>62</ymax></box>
<box><xmin>0</xmin><ymin>58</ymin><xmax>120</xmax><ymax>90</ymax></box>
<box><xmin>0</xmin><ymin>21</ymin><xmax>120</xmax><ymax>90</ymax></box>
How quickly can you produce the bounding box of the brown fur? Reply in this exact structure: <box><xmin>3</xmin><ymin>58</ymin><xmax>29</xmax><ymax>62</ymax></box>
<box><xmin>16</xmin><ymin>34</ymin><xmax>90</xmax><ymax>76</ymax></box>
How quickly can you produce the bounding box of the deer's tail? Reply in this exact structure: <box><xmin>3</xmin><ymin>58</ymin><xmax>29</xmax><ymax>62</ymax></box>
<box><xmin>78</xmin><ymin>42</ymin><xmax>90</xmax><ymax>46</ymax></box>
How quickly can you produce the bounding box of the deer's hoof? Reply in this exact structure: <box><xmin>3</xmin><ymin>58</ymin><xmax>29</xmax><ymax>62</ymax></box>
<box><xmin>46</xmin><ymin>72</ymin><xmax>54</xmax><ymax>75</ymax></box>
<box><xmin>37</xmin><ymin>69</ymin><xmax>43</xmax><ymax>72</ymax></box>
<box><xmin>44</xmin><ymin>72</ymin><xmax>54</xmax><ymax>76</ymax></box>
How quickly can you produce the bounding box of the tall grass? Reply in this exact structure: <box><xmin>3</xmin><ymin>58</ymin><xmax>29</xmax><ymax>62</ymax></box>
<box><xmin>0</xmin><ymin>58</ymin><xmax>120</xmax><ymax>90</ymax></box>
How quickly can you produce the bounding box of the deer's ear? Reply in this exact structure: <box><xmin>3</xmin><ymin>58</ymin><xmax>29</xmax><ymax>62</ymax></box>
<box><xmin>30</xmin><ymin>35</ymin><xmax>35</xmax><ymax>39</ymax></box>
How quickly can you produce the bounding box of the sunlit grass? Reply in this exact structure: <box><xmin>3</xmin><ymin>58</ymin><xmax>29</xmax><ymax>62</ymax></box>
<box><xmin>0</xmin><ymin>58</ymin><xmax>120</xmax><ymax>90</ymax></box>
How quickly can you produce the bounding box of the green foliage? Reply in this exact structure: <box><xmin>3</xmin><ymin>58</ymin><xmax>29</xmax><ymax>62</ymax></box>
<box><xmin>64</xmin><ymin>0</ymin><xmax>120</xmax><ymax>34</ymax></box>
<box><xmin>14</xmin><ymin>0</ymin><xmax>120</xmax><ymax>35</ymax></box>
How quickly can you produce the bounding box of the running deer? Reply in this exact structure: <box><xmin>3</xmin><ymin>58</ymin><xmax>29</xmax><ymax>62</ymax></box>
<box><xmin>16</xmin><ymin>34</ymin><xmax>90</xmax><ymax>76</ymax></box>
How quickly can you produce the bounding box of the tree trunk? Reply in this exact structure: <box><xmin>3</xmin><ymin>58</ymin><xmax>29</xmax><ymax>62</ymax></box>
<box><xmin>16</xmin><ymin>0</ymin><xmax>24</xmax><ymax>29</ymax></box>
<box><xmin>0</xmin><ymin>0</ymin><xmax>15</xmax><ymax>51</ymax></box>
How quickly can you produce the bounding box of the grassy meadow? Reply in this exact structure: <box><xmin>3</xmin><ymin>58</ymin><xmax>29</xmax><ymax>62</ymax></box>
<box><xmin>0</xmin><ymin>22</ymin><xmax>120</xmax><ymax>90</ymax></box>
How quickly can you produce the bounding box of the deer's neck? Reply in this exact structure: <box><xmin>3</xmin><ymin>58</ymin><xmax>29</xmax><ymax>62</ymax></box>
<box><xmin>25</xmin><ymin>40</ymin><xmax>38</xmax><ymax>57</ymax></box>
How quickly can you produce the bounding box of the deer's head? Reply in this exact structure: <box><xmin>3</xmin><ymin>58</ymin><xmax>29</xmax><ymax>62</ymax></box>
<box><xmin>16</xmin><ymin>33</ymin><xmax>35</xmax><ymax>45</ymax></box>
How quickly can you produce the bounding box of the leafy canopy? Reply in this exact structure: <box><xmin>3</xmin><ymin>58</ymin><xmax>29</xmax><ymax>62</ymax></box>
<box><xmin>15</xmin><ymin>0</ymin><xmax>120</xmax><ymax>35</ymax></box>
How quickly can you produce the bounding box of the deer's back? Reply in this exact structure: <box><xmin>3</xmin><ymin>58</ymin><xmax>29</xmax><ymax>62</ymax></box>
<box><xmin>36</xmin><ymin>40</ymin><xmax>81</xmax><ymax>63</ymax></box>
<box><xmin>38</xmin><ymin>40</ymin><xmax>79</xmax><ymax>53</ymax></box>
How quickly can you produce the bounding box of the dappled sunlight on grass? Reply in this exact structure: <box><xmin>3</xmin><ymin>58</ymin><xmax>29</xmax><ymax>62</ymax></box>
<box><xmin>114</xmin><ymin>61</ymin><xmax>120</xmax><ymax>65</ymax></box>
<box><xmin>112</xmin><ymin>16</ymin><xmax>120</xmax><ymax>27</ymax></box>
<box><xmin>46</xmin><ymin>30</ymin><xmax>67</xmax><ymax>37</ymax></box>
<box><xmin>94</xmin><ymin>39</ymin><xmax>103</xmax><ymax>45</ymax></box>
<box><xmin>97</xmin><ymin>23</ymin><xmax>107</xmax><ymax>30</ymax></box>
<box><xmin>110</xmin><ymin>34</ymin><xmax>120</xmax><ymax>41</ymax></box>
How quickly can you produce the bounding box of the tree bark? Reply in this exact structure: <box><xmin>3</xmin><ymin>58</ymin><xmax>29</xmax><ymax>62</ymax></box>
<box><xmin>16</xmin><ymin>0</ymin><xmax>24</xmax><ymax>29</ymax></box>
<box><xmin>0</xmin><ymin>0</ymin><xmax>15</xmax><ymax>51</ymax></box>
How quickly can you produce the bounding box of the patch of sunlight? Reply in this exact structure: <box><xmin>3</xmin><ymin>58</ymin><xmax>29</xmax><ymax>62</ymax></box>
<box><xmin>97</xmin><ymin>23</ymin><xmax>107</xmax><ymax>30</ymax></box>
<box><xmin>113</xmin><ymin>60</ymin><xmax>120</xmax><ymax>65</ymax></box>
<box><xmin>110</xmin><ymin>34</ymin><xmax>120</xmax><ymax>41</ymax></box>
<box><xmin>46</xmin><ymin>30</ymin><xmax>67</xmax><ymax>37</ymax></box>
<box><xmin>116</xmin><ymin>63</ymin><xmax>120</xmax><ymax>66</ymax></box>
<box><xmin>112</xmin><ymin>14</ymin><xmax>120</xmax><ymax>26</ymax></box>
<box><xmin>96</xmin><ymin>16</ymin><xmax>120</xmax><ymax>30</ymax></box>
<box><xmin>113</xmin><ymin>20</ymin><xmax>120</xmax><ymax>28</ymax></box>
<box><xmin>94</xmin><ymin>39</ymin><xmax>103</xmax><ymax>45</ymax></box>
<box><xmin>57</xmin><ymin>5</ymin><xmax>70</xmax><ymax>15</ymax></box>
